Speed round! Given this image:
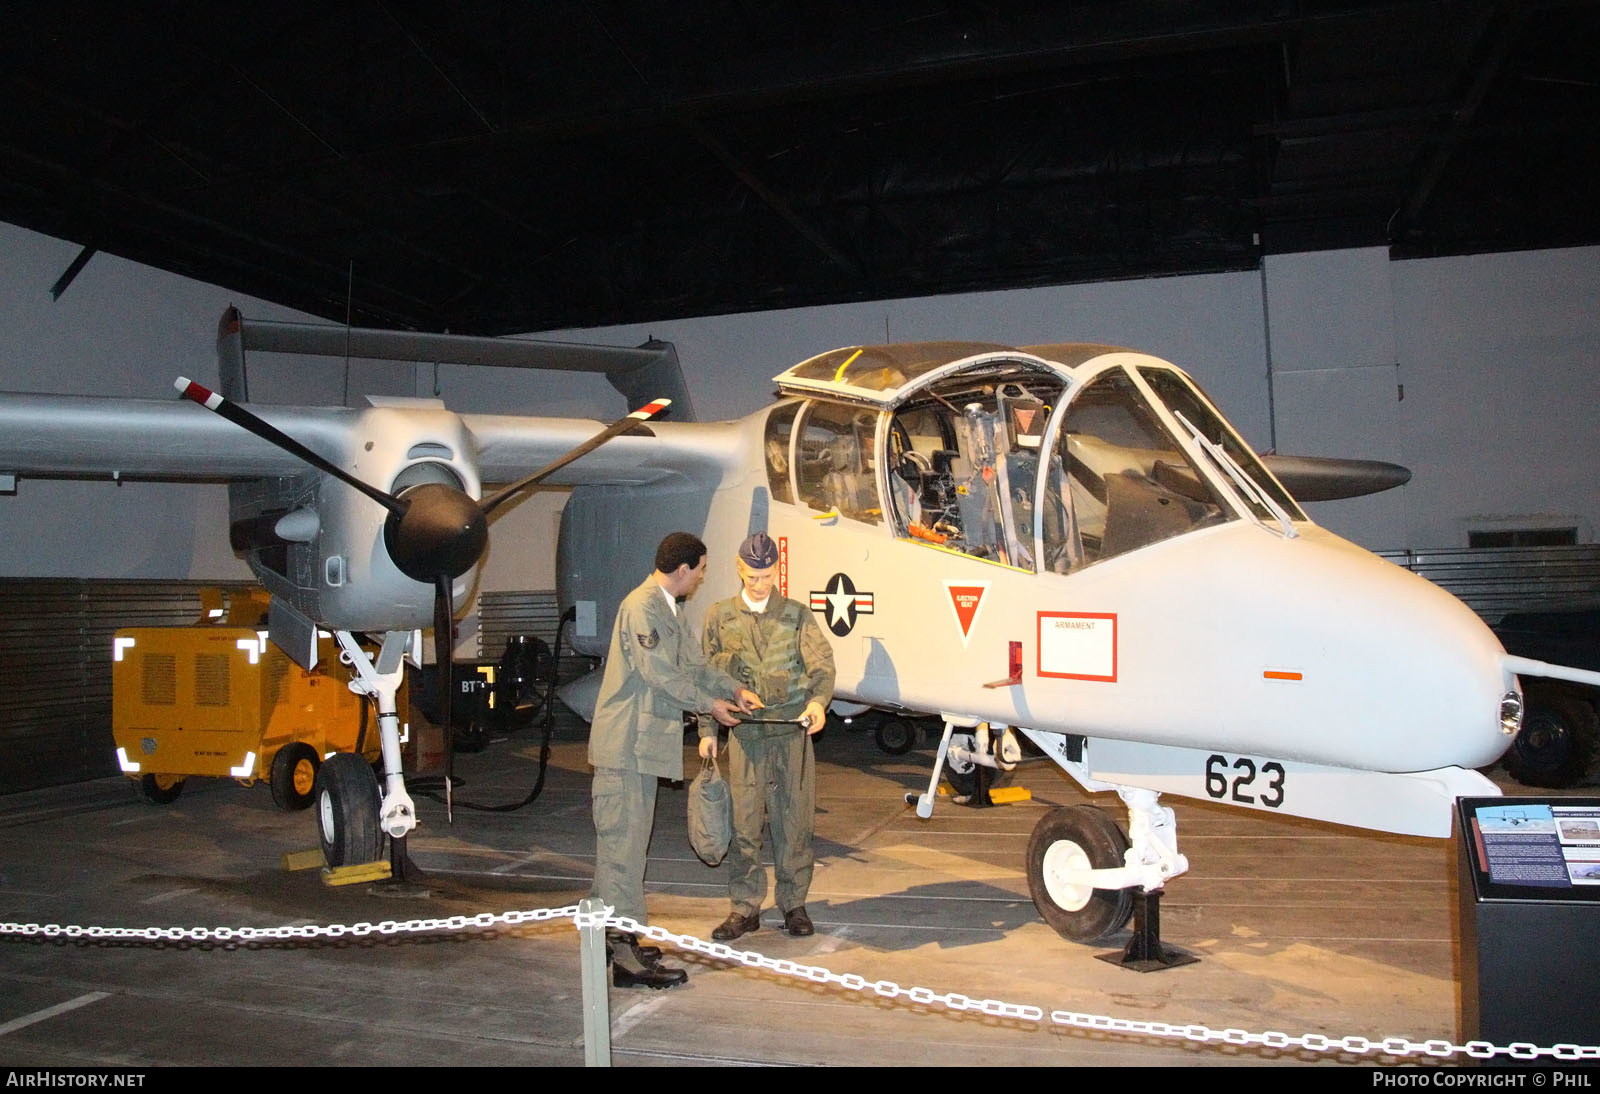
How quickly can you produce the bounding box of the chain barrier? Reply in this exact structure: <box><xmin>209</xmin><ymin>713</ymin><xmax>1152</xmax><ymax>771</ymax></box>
<box><xmin>5</xmin><ymin>906</ymin><xmax>1596</xmax><ymax>1064</ymax></box>
<box><xmin>0</xmin><ymin>905</ymin><xmax>580</xmax><ymax>945</ymax></box>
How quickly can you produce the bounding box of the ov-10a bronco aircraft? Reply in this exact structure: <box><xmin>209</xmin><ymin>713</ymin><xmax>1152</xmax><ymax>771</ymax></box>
<box><xmin>5</xmin><ymin>312</ymin><xmax>1597</xmax><ymax>946</ymax></box>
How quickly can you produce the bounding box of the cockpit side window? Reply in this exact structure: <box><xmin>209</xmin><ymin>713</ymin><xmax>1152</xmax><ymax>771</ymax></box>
<box><xmin>764</xmin><ymin>402</ymin><xmax>799</xmax><ymax>504</ymax></box>
<box><xmin>1044</xmin><ymin>369</ymin><xmax>1232</xmax><ymax>572</ymax></box>
<box><xmin>886</xmin><ymin>372</ymin><xmax>1065</xmax><ymax>569</ymax></box>
<box><xmin>795</xmin><ymin>401</ymin><xmax>881</xmax><ymax>524</ymax></box>
<box><xmin>1138</xmin><ymin>368</ymin><xmax>1307</xmax><ymax>525</ymax></box>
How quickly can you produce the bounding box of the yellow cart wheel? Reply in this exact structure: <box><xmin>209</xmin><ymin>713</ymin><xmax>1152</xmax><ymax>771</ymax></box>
<box><xmin>136</xmin><ymin>773</ymin><xmax>185</xmax><ymax>805</ymax></box>
<box><xmin>270</xmin><ymin>743</ymin><xmax>321</xmax><ymax>811</ymax></box>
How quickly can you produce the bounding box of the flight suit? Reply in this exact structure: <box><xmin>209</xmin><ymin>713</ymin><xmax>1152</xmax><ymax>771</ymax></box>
<box><xmin>702</xmin><ymin>594</ymin><xmax>835</xmax><ymax>917</ymax></box>
<box><xmin>588</xmin><ymin>575</ymin><xmax>737</xmax><ymax>924</ymax></box>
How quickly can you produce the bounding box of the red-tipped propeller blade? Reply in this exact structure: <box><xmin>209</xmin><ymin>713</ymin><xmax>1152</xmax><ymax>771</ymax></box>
<box><xmin>478</xmin><ymin>398</ymin><xmax>670</xmax><ymax>515</ymax></box>
<box><xmin>175</xmin><ymin>377</ymin><xmax>405</xmax><ymax>517</ymax></box>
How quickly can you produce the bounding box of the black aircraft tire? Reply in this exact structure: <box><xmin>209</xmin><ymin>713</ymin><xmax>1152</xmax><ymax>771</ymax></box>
<box><xmin>453</xmin><ymin>719</ymin><xmax>489</xmax><ymax>754</ymax></box>
<box><xmin>1504</xmin><ymin>687</ymin><xmax>1600</xmax><ymax>789</ymax></box>
<box><xmin>1025</xmin><ymin>805</ymin><xmax>1135</xmax><ymax>943</ymax></box>
<box><xmin>137</xmin><ymin>773</ymin><xmax>185</xmax><ymax>805</ymax></box>
<box><xmin>875</xmin><ymin>716</ymin><xmax>918</xmax><ymax>756</ymax></box>
<box><xmin>270</xmin><ymin>743</ymin><xmax>321</xmax><ymax>812</ymax></box>
<box><xmin>943</xmin><ymin>732</ymin><xmax>980</xmax><ymax>798</ymax></box>
<box><xmin>314</xmin><ymin>752</ymin><xmax>382</xmax><ymax>867</ymax></box>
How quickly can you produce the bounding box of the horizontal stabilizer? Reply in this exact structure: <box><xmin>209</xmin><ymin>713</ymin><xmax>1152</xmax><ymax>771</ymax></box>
<box><xmin>230</xmin><ymin>312</ymin><xmax>697</xmax><ymax>420</ymax></box>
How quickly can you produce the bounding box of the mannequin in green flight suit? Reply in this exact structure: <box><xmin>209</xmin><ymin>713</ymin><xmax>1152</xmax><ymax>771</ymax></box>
<box><xmin>699</xmin><ymin>532</ymin><xmax>836</xmax><ymax>940</ymax></box>
<box><xmin>589</xmin><ymin>531</ymin><xmax>760</xmax><ymax>989</ymax></box>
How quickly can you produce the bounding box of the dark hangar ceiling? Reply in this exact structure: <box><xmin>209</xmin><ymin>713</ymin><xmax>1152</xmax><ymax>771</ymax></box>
<box><xmin>1</xmin><ymin>1</ymin><xmax>1596</xmax><ymax>336</ymax></box>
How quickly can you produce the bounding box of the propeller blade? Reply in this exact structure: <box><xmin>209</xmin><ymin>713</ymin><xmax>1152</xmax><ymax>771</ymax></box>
<box><xmin>175</xmin><ymin>377</ymin><xmax>405</xmax><ymax>518</ymax></box>
<box><xmin>435</xmin><ymin>573</ymin><xmax>455</xmax><ymax>823</ymax></box>
<box><xmin>479</xmin><ymin>398</ymin><xmax>671</xmax><ymax>515</ymax></box>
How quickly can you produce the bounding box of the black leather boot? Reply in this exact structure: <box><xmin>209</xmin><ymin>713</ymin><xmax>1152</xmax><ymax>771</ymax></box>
<box><xmin>605</xmin><ymin>929</ymin><xmax>664</xmax><ymax>966</ymax></box>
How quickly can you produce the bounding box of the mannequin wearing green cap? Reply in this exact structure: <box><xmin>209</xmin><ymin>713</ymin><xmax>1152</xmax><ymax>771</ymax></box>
<box><xmin>698</xmin><ymin>532</ymin><xmax>835</xmax><ymax>940</ymax></box>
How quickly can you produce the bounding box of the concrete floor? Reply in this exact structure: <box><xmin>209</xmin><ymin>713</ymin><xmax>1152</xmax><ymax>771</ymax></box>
<box><xmin>0</xmin><ymin>720</ymin><xmax>1577</xmax><ymax>1067</ymax></box>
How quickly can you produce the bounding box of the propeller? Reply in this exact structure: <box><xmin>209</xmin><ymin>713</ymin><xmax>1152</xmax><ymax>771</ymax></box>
<box><xmin>173</xmin><ymin>377</ymin><xmax>669</xmax><ymax>819</ymax></box>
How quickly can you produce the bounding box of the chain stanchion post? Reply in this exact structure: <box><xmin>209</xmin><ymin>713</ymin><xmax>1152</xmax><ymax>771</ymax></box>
<box><xmin>577</xmin><ymin>897</ymin><xmax>611</xmax><ymax>1067</ymax></box>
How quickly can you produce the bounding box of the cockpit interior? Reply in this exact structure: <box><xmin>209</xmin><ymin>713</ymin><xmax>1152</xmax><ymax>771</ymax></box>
<box><xmin>766</xmin><ymin>349</ymin><xmax>1305</xmax><ymax>575</ymax></box>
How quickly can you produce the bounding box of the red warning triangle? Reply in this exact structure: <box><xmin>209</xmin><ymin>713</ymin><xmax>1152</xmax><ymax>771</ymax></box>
<box><xmin>947</xmin><ymin>583</ymin><xmax>986</xmax><ymax>639</ymax></box>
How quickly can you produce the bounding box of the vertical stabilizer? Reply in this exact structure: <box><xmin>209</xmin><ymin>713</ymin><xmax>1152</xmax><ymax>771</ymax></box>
<box><xmin>607</xmin><ymin>340</ymin><xmax>697</xmax><ymax>422</ymax></box>
<box><xmin>216</xmin><ymin>306</ymin><xmax>249</xmax><ymax>400</ymax></box>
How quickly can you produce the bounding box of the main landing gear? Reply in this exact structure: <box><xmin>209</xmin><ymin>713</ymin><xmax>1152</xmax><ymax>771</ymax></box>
<box><xmin>906</xmin><ymin>717</ymin><xmax>1023</xmax><ymax>812</ymax></box>
<box><xmin>1024</xmin><ymin>795</ymin><xmax>1199</xmax><ymax>971</ymax></box>
<box><xmin>1025</xmin><ymin>804</ymin><xmax>1133</xmax><ymax>942</ymax></box>
<box><xmin>313</xmin><ymin>630</ymin><xmax>424</xmax><ymax>884</ymax></box>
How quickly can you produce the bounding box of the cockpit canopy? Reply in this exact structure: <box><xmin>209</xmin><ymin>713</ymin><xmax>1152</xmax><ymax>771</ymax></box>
<box><xmin>768</xmin><ymin>344</ymin><xmax>1306</xmax><ymax>574</ymax></box>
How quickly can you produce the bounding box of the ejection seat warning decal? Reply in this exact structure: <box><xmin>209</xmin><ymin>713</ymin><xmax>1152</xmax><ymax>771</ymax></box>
<box><xmin>1037</xmin><ymin>611</ymin><xmax>1116</xmax><ymax>681</ymax></box>
<box><xmin>944</xmin><ymin>581</ymin><xmax>988</xmax><ymax>647</ymax></box>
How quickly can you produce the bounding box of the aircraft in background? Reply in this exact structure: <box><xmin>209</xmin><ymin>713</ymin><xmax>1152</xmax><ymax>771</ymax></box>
<box><xmin>5</xmin><ymin>311</ymin><xmax>1597</xmax><ymax>949</ymax></box>
<box><xmin>1</xmin><ymin>309</ymin><xmax>678</xmax><ymax>871</ymax></box>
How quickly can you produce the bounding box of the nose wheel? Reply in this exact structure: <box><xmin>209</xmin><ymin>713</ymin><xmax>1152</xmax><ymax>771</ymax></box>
<box><xmin>1025</xmin><ymin>805</ymin><xmax>1134</xmax><ymax>942</ymax></box>
<box><xmin>1025</xmin><ymin>799</ymin><xmax>1199</xmax><ymax>970</ymax></box>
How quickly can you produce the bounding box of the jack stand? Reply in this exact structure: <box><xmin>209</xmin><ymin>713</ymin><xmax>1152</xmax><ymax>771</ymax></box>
<box><xmin>1096</xmin><ymin>889</ymin><xmax>1199</xmax><ymax>972</ymax></box>
<box><xmin>374</xmin><ymin>833</ymin><xmax>430</xmax><ymax>896</ymax></box>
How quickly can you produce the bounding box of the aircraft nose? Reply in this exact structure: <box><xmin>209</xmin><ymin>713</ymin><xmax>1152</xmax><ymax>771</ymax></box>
<box><xmin>1369</xmin><ymin>574</ymin><xmax>1515</xmax><ymax>770</ymax></box>
<box><xmin>1247</xmin><ymin>529</ymin><xmax>1514</xmax><ymax>772</ymax></box>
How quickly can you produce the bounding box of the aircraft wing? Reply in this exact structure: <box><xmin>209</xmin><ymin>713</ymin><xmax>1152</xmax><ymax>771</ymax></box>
<box><xmin>1</xmin><ymin>387</ymin><xmax>1391</xmax><ymax>500</ymax></box>
<box><xmin>0</xmin><ymin>390</ymin><xmax>743</xmax><ymax>488</ymax></box>
<box><xmin>464</xmin><ymin>415</ymin><xmax>741</xmax><ymax>488</ymax></box>
<box><xmin>0</xmin><ymin>392</ymin><xmax>353</xmax><ymax>479</ymax></box>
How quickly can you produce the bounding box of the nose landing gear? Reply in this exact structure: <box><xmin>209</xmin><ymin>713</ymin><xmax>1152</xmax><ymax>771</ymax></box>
<box><xmin>1022</xmin><ymin>782</ymin><xmax>1199</xmax><ymax>970</ymax></box>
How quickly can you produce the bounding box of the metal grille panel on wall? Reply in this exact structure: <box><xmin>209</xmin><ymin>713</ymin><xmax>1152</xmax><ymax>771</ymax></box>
<box><xmin>0</xmin><ymin>579</ymin><xmax>250</xmax><ymax>794</ymax></box>
<box><xmin>1378</xmin><ymin>546</ymin><xmax>1600</xmax><ymax>624</ymax></box>
<box><xmin>476</xmin><ymin>590</ymin><xmax>563</xmax><ymax>661</ymax></box>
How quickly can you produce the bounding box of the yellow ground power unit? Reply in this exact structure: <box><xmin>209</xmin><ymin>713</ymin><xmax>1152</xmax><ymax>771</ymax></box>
<box><xmin>112</xmin><ymin>588</ymin><xmax>389</xmax><ymax>809</ymax></box>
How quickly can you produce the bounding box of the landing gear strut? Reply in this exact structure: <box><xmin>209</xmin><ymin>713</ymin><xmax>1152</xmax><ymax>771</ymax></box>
<box><xmin>316</xmin><ymin>630</ymin><xmax>424</xmax><ymax>883</ymax></box>
<box><xmin>1021</xmin><ymin>779</ymin><xmax>1198</xmax><ymax>970</ymax></box>
<box><xmin>908</xmin><ymin>718</ymin><xmax>1021</xmax><ymax>812</ymax></box>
